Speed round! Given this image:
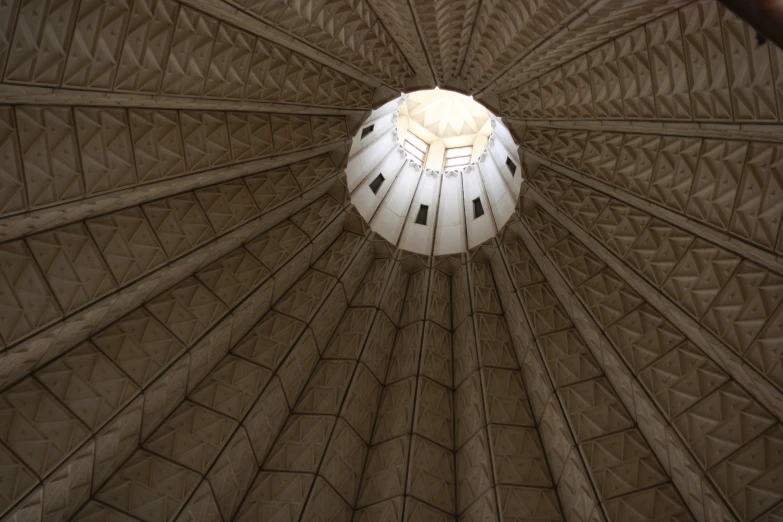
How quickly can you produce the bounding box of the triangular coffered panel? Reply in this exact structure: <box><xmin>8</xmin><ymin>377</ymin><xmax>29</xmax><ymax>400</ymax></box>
<box><xmin>1</xmin><ymin>0</ymin><xmax>782</xmax><ymax>521</ymax></box>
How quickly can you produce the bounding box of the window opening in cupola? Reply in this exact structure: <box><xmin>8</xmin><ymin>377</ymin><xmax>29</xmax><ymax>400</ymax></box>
<box><xmin>473</xmin><ymin>198</ymin><xmax>485</xmax><ymax>219</ymax></box>
<box><xmin>369</xmin><ymin>173</ymin><xmax>385</xmax><ymax>194</ymax></box>
<box><xmin>506</xmin><ymin>157</ymin><xmax>517</xmax><ymax>176</ymax></box>
<box><xmin>403</xmin><ymin>131</ymin><xmax>428</xmax><ymax>166</ymax></box>
<box><xmin>445</xmin><ymin>147</ymin><xmax>473</xmax><ymax>169</ymax></box>
<box><xmin>415</xmin><ymin>204</ymin><xmax>429</xmax><ymax>225</ymax></box>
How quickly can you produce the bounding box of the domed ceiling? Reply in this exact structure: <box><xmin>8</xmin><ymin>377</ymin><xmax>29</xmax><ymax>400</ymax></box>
<box><xmin>403</xmin><ymin>89</ymin><xmax>491</xmax><ymax>141</ymax></box>
<box><xmin>0</xmin><ymin>1</ymin><xmax>781</xmax><ymax>522</ymax></box>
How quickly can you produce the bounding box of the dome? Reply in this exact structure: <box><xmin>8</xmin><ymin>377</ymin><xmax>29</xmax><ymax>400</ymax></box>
<box><xmin>347</xmin><ymin>89</ymin><xmax>522</xmax><ymax>255</ymax></box>
<box><xmin>0</xmin><ymin>1</ymin><xmax>780</xmax><ymax>521</ymax></box>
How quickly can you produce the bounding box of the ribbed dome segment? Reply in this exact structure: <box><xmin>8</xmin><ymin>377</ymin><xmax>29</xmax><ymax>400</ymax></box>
<box><xmin>0</xmin><ymin>1</ymin><xmax>781</xmax><ymax>521</ymax></box>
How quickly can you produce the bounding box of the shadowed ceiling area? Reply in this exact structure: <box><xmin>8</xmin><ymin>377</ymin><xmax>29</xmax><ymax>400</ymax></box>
<box><xmin>0</xmin><ymin>0</ymin><xmax>782</xmax><ymax>521</ymax></box>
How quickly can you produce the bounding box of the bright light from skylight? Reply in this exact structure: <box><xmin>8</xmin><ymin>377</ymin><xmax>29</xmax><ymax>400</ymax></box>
<box><xmin>396</xmin><ymin>88</ymin><xmax>492</xmax><ymax>173</ymax></box>
<box><xmin>403</xmin><ymin>131</ymin><xmax>428</xmax><ymax>166</ymax></box>
<box><xmin>445</xmin><ymin>147</ymin><xmax>473</xmax><ymax>169</ymax></box>
<box><xmin>347</xmin><ymin>88</ymin><xmax>522</xmax><ymax>256</ymax></box>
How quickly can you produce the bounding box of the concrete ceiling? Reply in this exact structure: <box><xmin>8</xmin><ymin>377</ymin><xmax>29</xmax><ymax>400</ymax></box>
<box><xmin>0</xmin><ymin>0</ymin><xmax>781</xmax><ymax>521</ymax></box>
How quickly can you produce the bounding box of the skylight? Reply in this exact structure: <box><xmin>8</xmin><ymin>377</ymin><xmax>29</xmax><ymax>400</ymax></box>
<box><xmin>394</xmin><ymin>89</ymin><xmax>493</xmax><ymax>173</ymax></box>
<box><xmin>347</xmin><ymin>89</ymin><xmax>521</xmax><ymax>256</ymax></box>
<box><xmin>403</xmin><ymin>131</ymin><xmax>428</xmax><ymax>166</ymax></box>
<box><xmin>445</xmin><ymin>147</ymin><xmax>473</xmax><ymax>169</ymax></box>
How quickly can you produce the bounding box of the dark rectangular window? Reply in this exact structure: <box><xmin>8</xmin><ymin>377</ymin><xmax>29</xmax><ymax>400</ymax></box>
<box><xmin>369</xmin><ymin>173</ymin><xmax>385</xmax><ymax>194</ymax></box>
<box><xmin>361</xmin><ymin>124</ymin><xmax>374</xmax><ymax>139</ymax></box>
<box><xmin>415</xmin><ymin>204</ymin><xmax>429</xmax><ymax>225</ymax></box>
<box><xmin>473</xmin><ymin>198</ymin><xmax>485</xmax><ymax>219</ymax></box>
<box><xmin>506</xmin><ymin>157</ymin><xmax>517</xmax><ymax>176</ymax></box>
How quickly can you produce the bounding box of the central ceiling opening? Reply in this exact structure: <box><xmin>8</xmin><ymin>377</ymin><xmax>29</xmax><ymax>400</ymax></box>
<box><xmin>398</xmin><ymin>88</ymin><xmax>493</xmax><ymax>171</ymax></box>
<box><xmin>346</xmin><ymin>89</ymin><xmax>522</xmax><ymax>256</ymax></box>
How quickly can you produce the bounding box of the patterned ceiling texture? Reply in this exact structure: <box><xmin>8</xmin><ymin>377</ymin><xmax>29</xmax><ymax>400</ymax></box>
<box><xmin>0</xmin><ymin>0</ymin><xmax>781</xmax><ymax>521</ymax></box>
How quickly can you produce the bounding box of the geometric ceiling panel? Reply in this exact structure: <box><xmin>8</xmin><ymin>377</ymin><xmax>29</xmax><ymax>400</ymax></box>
<box><xmin>0</xmin><ymin>0</ymin><xmax>782</xmax><ymax>521</ymax></box>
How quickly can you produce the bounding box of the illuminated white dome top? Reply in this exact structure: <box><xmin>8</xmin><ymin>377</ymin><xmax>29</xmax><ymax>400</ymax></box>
<box><xmin>403</xmin><ymin>88</ymin><xmax>492</xmax><ymax>141</ymax></box>
<box><xmin>397</xmin><ymin>89</ymin><xmax>493</xmax><ymax>173</ymax></box>
<box><xmin>346</xmin><ymin>89</ymin><xmax>523</xmax><ymax>256</ymax></box>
